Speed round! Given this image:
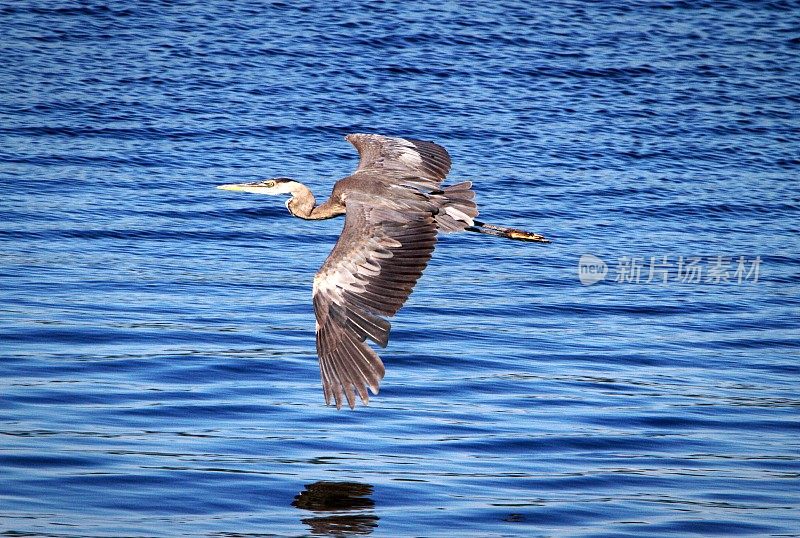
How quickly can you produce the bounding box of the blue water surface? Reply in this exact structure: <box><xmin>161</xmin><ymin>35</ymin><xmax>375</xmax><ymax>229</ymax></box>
<box><xmin>1</xmin><ymin>1</ymin><xmax>799</xmax><ymax>537</ymax></box>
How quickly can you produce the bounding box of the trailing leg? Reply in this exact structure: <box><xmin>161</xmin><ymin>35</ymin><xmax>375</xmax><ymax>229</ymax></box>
<box><xmin>466</xmin><ymin>220</ymin><xmax>550</xmax><ymax>242</ymax></box>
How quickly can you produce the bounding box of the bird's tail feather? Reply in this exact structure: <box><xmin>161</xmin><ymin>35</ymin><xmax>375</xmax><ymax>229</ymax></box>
<box><xmin>466</xmin><ymin>220</ymin><xmax>550</xmax><ymax>243</ymax></box>
<box><xmin>432</xmin><ymin>181</ymin><xmax>479</xmax><ymax>232</ymax></box>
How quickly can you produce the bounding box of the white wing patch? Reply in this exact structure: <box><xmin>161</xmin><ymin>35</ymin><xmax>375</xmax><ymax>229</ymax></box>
<box><xmin>444</xmin><ymin>206</ymin><xmax>475</xmax><ymax>227</ymax></box>
<box><xmin>396</xmin><ymin>139</ymin><xmax>423</xmax><ymax>168</ymax></box>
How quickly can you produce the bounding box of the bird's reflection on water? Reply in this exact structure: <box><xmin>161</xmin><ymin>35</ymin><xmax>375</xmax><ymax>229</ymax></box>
<box><xmin>292</xmin><ymin>481</ymin><xmax>378</xmax><ymax>535</ymax></box>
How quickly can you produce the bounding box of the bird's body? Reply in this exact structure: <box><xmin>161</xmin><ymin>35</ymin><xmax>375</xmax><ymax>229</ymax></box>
<box><xmin>218</xmin><ymin>134</ymin><xmax>548</xmax><ymax>409</ymax></box>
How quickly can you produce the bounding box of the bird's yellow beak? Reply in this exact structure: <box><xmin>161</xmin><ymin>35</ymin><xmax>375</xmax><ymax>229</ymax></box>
<box><xmin>217</xmin><ymin>183</ymin><xmax>252</xmax><ymax>192</ymax></box>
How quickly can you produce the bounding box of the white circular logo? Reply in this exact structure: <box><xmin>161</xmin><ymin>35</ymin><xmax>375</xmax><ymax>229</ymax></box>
<box><xmin>578</xmin><ymin>254</ymin><xmax>607</xmax><ymax>286</ymax></box>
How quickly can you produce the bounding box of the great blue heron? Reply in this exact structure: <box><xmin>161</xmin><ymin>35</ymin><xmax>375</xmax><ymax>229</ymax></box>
<box><xmin>218</xmin><ymin>134</ymin><xmax>548</xmax><ymax>409</ymax></box>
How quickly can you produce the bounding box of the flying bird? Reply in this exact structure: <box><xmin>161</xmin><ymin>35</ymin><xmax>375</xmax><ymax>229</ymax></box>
<box><xmin>218</xmin><ymin>134</ymin><xmax>548</xmax><ymax>409</ymax></box>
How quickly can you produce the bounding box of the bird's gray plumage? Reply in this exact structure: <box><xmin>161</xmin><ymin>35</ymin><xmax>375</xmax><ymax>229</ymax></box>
<box><xmin>217</xmin><ymin>133</ymin><xmax>548</xmax><ymax>410</ymax></box>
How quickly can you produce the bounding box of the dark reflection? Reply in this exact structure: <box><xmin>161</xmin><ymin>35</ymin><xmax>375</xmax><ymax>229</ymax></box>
<box><xmin>292</xmin><ymin>481</ymin><xmax>378</xmax><ymax>536</ymax></box>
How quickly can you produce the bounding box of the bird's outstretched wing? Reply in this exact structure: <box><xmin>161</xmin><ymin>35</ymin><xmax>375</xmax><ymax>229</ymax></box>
<box><xmin>345</xmin><ymin>133</ymin><xmax>452</xmax><ymax>188</ymax></box>
<box><xmin>312</xmin><ymin>192</ymin><xmax>438</xmax><ymax>409</ymax></box>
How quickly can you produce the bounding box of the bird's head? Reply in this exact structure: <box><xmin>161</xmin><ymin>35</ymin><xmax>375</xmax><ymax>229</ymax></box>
<box><xmin>216</xmin><ymin>177</ymin><xmax>298</xmax><ymax>196</ymax></box>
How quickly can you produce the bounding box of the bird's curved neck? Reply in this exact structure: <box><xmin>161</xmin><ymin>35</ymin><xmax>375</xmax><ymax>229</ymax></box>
<box><xmin>286</xmin><ymin>182</ymin><xmax>342</xmax><ymax>220</ymax></box>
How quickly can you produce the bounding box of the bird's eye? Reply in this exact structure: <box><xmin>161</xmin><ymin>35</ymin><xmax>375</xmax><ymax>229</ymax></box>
<box><xmin>265</xmin><ymin>181</ymin><xmax>275</xmax><ymax>188</ymax></box>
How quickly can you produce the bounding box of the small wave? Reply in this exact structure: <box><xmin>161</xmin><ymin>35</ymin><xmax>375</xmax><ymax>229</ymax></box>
<box><xmin>517</xmin><ymin>65</ymin><xmax>657</xmax><ymax>79</ymax></box>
